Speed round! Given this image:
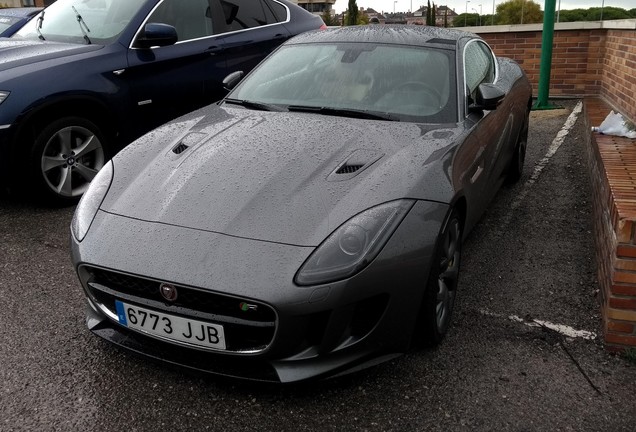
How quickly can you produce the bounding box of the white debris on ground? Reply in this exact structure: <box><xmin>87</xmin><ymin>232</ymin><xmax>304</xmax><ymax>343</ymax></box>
<box><xmin>592</xmin><ymin>110</ymin><xmax>636</xmax><ymax>138</ymax></box>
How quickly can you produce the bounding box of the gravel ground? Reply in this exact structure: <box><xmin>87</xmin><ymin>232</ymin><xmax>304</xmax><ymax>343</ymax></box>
<box><xmin>1</xmin><ymin>99</ymin><xmax>635</xmax><ymax>431</ymax></box>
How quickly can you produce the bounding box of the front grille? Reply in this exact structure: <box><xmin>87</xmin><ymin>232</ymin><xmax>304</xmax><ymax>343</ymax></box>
<box><xmin>82</xmin><ymin>266</ymin><xmax>277</xmax><ymax>353</ymax></box>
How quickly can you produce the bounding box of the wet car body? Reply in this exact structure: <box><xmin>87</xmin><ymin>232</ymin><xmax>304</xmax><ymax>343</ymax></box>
<box><xmin>0</xmin><ymin>0</ymin><xmax>323</xmax><ymax>203</ymax></box>
<box><xmin>0</xmin><ymin>7</ymin><xmax>42</xmax><ymax>37</ymax></box>
<box><xmin>71</xmin><ymin>26</ymin><xmax>532</xmax><ymax>383</ymax></box>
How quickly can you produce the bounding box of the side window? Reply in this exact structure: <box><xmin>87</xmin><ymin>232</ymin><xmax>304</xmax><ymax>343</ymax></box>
<box><xmin>148</xmin><ymin>0</ymin><xmax>214</xmax><ymax>42</ymax></box>
<box><xmin>464</xmin><ymin>41</ymin><xmax>496</xmax><ymax>99</ymax></box>
<box><xmin>221</xmin><ymin>0</ymin><xmax>286</xmax><ymax>32</ymax></box>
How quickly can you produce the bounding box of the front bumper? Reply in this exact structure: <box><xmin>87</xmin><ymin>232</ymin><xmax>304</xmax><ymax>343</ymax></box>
<box><xmin>72</xmin><ymin>200</ymin><xmax>448</xmax><ymax>382</ymax></box>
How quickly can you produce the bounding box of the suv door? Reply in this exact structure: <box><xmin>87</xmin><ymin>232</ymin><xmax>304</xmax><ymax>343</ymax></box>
<box><xmin>124</xmin><ymin>0</ymin><xmax>228</xmax><ymax>138</ymax></box>
<box><xmin>215</xmin><ymin>0</ymin><xmax>291</xmax><ymax>77</ymax></box>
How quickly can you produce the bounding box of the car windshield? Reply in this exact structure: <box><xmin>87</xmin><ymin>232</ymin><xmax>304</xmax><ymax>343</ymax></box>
<box><xmin>230</xmin><ymin>42</ymin><xmax>457</xmax><ymax>123</ymax></box>
<box><xmin>13</xmin><ymin>0</ymin><xmax>146</xmax><ymax>45</ymax></box>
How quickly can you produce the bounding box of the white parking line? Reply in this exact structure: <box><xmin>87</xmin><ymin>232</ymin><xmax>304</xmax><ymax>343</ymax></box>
<box><xmin>509</xmin><ymin>101</ymin><xmax>583</xmax><ymax>212</ymax></box>
<box><xmin>480</xmin><ymin>309</ymin><xmax>597</xmax><ymax>340</ymax></box>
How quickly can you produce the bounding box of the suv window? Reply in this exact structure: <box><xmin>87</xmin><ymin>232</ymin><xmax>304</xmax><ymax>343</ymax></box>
<box><xmin>221</xmin><ymin>0</ymin><xmax>286</xmax><ymax>32</ymax></box>
<box><xmin>148</xmin><ymin>0</ymin><xmax>215</xmax><ymax>41</ymax></box>
<box><xmin>464</xmin><ymin>40</ymin><xmax>496</xmax><ymax>99</ymax></box>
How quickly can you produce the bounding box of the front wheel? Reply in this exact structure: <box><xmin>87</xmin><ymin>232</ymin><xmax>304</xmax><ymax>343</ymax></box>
<box><xmin>29</xmin><ymin>117</ymin><xmax>109</xmax><ymax>205</ymax></box>
<box><xmin>416</xmin><ymin>209</ymin><xmax>462</xmax><ymax>347</ymax></box>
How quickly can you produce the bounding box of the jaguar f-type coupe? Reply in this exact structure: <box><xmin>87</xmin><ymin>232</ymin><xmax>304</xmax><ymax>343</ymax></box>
<box><xmin>71</xmin><ymin>25</ymin><xmax>532</xmax><ymax>383</ymax></box>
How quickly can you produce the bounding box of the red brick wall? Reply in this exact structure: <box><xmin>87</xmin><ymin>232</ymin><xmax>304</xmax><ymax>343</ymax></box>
<box><xmin>477</xmin><ymin>25</ymin><xmax>636</xmax><ymax>123</ymax></box>
<box><xmin>585</xmin><ymin>98</ymin><xmax>636</xmax><ymax>350</ymax></box>
<box><xmin>601</xmin><ymin>30</ymin><xmax>636</xmax><ymax>122</ymax></box>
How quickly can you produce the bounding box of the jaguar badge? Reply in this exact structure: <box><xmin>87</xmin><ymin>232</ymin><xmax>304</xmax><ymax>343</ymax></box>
<box><xmin>159</xmin><ymin>283</ymin><xmax>178</xmax><ymax>302</ymax></box>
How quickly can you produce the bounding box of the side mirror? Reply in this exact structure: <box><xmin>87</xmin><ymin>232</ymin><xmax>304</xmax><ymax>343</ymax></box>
<box><xmin>222</xmin><ymin>71</ymin><xmax>244</xmax><ymax>91</ymax></box>
<box><xmin>470</xmin><ymin>83</ymin><xmax>505</xmax><ymax>111</ymax></box>
<box><xmin>134</xmin><ymin>23</ymin><xmax>178</xmax><ymax>49</ymax></box>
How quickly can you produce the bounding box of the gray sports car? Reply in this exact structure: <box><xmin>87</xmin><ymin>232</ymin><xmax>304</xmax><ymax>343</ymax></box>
<box><xmin>71</xmin><ymin>26</ymin><xmax>532</xmax><ymax>383</ymax></box>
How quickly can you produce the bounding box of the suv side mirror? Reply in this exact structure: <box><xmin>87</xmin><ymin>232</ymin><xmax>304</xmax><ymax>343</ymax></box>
<box><xmin>470</xmin><ymin>83</ymin><xmax>505</xmax><ymax>111</ymax></box>
<box><xmin>134</xmin><ymin>23</ymin><xmax>178</xmax><ymax>49</ymax></box>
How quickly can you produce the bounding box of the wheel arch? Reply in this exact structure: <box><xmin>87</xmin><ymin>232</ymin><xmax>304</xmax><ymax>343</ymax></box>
<box><xmin>11</xmin><ymin>94</ymin><xmax>118</xmax><ymax>156</ymax></box>
<box><xmin>448</xmin><ymin>194</ymin><xmax>467</xmax><ymax>236</ymax></box>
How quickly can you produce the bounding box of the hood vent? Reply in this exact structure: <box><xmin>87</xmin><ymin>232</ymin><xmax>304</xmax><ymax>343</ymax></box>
<box><xmin>336</xmin><ymin>164</ymin><xmax>364</xmax><ymax>174</ymax></box>
<box><xmin>172</xmin><ymin>143</ymin><xmax>189</xmax><ymax>154</ymax></box>
<box><xmin>170</xmin><ymin>132</ymin><xmax>208</xmax><ymax>156</ymax></box>
<box><xmin>328</xmin><ymin>149</ymin><xmax>384</xmax><ymax>182</ymax></box>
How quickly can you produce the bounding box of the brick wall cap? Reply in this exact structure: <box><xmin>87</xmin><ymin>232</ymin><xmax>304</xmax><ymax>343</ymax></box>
<box><xmin>471</xmin><ymin>18</ymin><xmax>636</xmax><ymax>34</ymax></box>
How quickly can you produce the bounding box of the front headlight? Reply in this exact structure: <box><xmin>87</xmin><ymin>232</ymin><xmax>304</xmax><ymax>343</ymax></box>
<box><xmin>295</xmin><ymin>200</ymin><xmax>415</xmax><ymax>286</ymax></box>
<box><xmin>71</xmin><ymin>161</ymin><xmax>114</xmax><ymax>242</ymax></box>
<box><xmin>0</xmin><ymin>91</ymin><xmax>9</xmax><ymax>105</ymax></box>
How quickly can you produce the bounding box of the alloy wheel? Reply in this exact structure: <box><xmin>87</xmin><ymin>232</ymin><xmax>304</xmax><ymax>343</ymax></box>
<box><xmin>40</xmin><ymin>125</ymin><xmax>106</xmax><ymax>198</ymax></box>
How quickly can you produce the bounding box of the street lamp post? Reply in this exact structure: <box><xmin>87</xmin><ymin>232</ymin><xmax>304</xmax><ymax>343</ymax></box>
<box><xmin>394</xmin><ymin>0</ymin><xmax>398</xmax><ymax>14</ymax></box>
<box><xmin>472</xmin><ymin>8</ymin><xmax>480</xmax><ymax>26</ymax></box>
<box><xmin>492</xmin><ymin>0</ymin><xmax>495</xmax><ymax>24</ymax></box>
<box><xmin>520</xmin><ymin>0</ymin><xmax>525</xmax><ymax>24</ymax></box>
<box><xmin>600</xmin><ymin>0</ymin><xmax>605</xmax><ymax>21</ymax></box>
<box><xmin>465</xmin><ymin>0</ymin><xmax>470</xmax><ymax>26</ymax></box>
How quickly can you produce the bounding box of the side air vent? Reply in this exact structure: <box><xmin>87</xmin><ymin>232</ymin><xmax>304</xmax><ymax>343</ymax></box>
<box><xmin>328</xmin><ymin>149</ymin><xmax>384</xmax><ymax>182</ymax></box>
<box><xmin>172</xmin><ymin>143</ymin><xmax>189</xmax><ymax>154</ymax></box>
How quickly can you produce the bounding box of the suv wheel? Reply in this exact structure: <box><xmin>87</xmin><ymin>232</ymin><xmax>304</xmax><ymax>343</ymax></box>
<box><xmin>30</xmin><ymin>117</ymin><xmax>108</xmax><ymax>204</ymax></box>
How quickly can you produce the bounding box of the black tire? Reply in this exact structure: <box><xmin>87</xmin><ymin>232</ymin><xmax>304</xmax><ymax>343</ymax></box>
<box><xmin>506</xmin><ymin>112</ymin><xmax>529</xmax><ymax>185</ymax></box>
<box><xmin>28</xmin><ymin>116</ymin><xmax>109</xmax><ymax>205</ymax></box>
<box><xmin>416</xmin><ymin>208</ymin><xmax>462</xmax><ymax>347</ymax></box>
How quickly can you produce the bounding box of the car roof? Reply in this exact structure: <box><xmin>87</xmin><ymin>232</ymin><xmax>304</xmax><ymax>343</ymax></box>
<box><xmin>288</xmin><ymin>25</ymin><xmax>479</xmax><ymax>49</ymax></box>
<box><xmin>0</xmin><ymin>7</ymin><xmax>42</xmax><ymax>18</ymax></box>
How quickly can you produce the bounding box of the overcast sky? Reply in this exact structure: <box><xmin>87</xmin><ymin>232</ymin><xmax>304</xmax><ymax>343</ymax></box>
<box><xmin>332</xmin><ymin>0</ymin><xmax>635</xmax><ymax>14</ymax></box>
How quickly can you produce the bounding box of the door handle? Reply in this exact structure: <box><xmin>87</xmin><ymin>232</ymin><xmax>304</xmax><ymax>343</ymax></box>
<box><xmin>205</xmin><ymin>46</ymin><xmax>224</xmax><ymax>56</ymax></box>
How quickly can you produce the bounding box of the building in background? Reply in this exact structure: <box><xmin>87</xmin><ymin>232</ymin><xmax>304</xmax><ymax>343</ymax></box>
<box><xmin>0</xmin><ymin>0</ymin><xmax>52</xmax><ymax>6</ymax></box>
<box><xmin>296</xmin><ymin>0</ymin><xmax>336</xmax><ymax>16</ymax></box>
<box><xmin>1</xmin><ymin>0</ymin><xmax>53</xmax><ymax>6</ymax></box>
<box><xmin>410</xmin><ymin>4</ymin><xmax>458</xmax><ymax>26</ymax></box>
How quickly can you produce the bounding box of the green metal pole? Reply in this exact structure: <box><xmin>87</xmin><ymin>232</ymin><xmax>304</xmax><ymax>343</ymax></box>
<box><xmin>533</xmin><ymin>0</ymin><xmax>559</xmax><ymax>110</ymax></box>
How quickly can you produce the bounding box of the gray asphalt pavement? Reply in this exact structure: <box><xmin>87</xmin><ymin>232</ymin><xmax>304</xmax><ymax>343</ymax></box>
<box><xmin>1</xmin><ymin>99</ymin><xmax>635</xmax><ymax>431</ymax></box>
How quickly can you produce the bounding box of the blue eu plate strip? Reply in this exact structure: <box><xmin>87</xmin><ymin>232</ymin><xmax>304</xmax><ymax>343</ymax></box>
<box><xmin>115</xmin><ymin>300</ymin><xmax>127</xmax><ymax>326</ymax></box>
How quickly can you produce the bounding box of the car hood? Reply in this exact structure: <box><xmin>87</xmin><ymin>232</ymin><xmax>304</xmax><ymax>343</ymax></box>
<box><xmin>0</xmin><ymin>39</ymin><xmax>101</xmax><ymax>71</ymax></box>
<box><xmin>103</xmin><ymin>106</ymin><xmax>462</xmax><ymax>246</ymax></box>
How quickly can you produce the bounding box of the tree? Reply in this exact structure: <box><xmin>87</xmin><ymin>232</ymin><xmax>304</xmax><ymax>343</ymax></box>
<box><xmin>321</xmin><ymin>11</ymin><xmax>339</xmax><ymax>26</ymax></box>
<box><xmin>343</xmin><ymin>8</ymin><xmax>368</xmax><ymax>25</ymax></box>
<box><xmin>426</xmin><ymin>0</ymin><xmax>432</xmax><ymax>25</ymax></box>
<box><xmin>451</xmin><ymin>13</ymin><xmax>480</xmax><ymax>26</ymax></box>
<box><xmin>345</xmin><ymin>0</ymin><xmax>359</xmax><ymax>26</ymax></box>
<box><xmin>496</xmin><ymin>0</ymin><xmax>542</xmax><ymax>24</ymax></box>
<box><xmin>558</xmin><ymin>6</ymin><xmax>631</xmax><ymax>22</ymax></box>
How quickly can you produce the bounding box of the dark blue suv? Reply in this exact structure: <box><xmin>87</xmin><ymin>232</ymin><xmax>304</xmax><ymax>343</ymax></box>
<box><xmin>0</xmin><ymin>0</ymin><xmax>323</xmax><ymax>204</ymax></box>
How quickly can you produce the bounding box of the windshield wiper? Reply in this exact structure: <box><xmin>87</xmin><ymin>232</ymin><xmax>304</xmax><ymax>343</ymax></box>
<box><xmin>35</xmin><ymin>11</ymin><xmax>45</xmax><ymax>40</ymax></box>
<box><xmin>71</xmin><ymin>6</ymin><xmax>91</xmax><ymax>45</ymax></box>
<box><xmin>223</xmin><ymin>98</ymin><xmax>283</xmax><ymax>112</ymax></box>
<box><xmin>287</xmin><ymin>105</ymin><xmax>398</xmax><ymax>121</ymax></box>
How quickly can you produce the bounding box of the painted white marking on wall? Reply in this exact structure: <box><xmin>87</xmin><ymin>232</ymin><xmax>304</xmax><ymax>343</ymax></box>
<box><xmin>480</xmin><ymin>309</ymin><xmax>597</xmax><ymax>340</ymax></box>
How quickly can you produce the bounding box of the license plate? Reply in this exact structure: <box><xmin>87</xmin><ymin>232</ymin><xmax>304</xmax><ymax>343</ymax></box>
<box><xmin>115</xmin><ymin>300</ymin><xmax>226</xmax><ymax>350</ymax></box>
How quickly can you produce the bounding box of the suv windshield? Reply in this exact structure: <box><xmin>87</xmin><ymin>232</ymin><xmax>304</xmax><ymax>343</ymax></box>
<box><xmin>13</xmin><ymin>0</ymin><xmax>147</xmax><ymax>45</ymax></box>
